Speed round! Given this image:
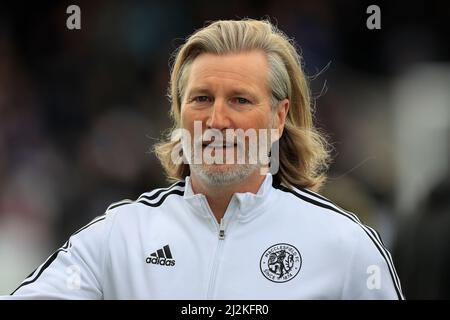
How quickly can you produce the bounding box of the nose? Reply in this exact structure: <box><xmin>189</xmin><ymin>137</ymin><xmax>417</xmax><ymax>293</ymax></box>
<box><xmin>205</xmin><ymin>98</ymin><xmax>232</xmax><ymax>130</ymax></box>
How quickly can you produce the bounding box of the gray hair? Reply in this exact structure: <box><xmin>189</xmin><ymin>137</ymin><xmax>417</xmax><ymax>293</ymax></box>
<box><xmin>155</xmin><ymin>19</ymin><xmax>331</xmax><ymax>191</ymax></box>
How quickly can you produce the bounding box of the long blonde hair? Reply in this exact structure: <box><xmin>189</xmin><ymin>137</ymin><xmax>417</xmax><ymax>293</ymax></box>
<box><xmin>154</xmin><ymin>19</ymin><xmax>330</xmax><ymax>191</ymax></box>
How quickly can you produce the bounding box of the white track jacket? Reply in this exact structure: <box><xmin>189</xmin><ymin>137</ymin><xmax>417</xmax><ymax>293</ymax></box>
<box><xmin>6</xmin><ymin>174</ymin><xmax>404</xmax><ymax>299</ymax></box>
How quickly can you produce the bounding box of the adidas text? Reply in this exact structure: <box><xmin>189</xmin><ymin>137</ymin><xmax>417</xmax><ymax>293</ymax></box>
<box><xmin>146</xmin><ymin>256</ymin><xmax>176</xmax><ymax>266</ymax></box>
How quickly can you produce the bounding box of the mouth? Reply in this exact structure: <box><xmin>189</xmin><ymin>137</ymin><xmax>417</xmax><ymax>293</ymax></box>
<box><xmin>202</xmin><ymin>140</ymin><xmax>237</xmax><ymax>149</ymax></box>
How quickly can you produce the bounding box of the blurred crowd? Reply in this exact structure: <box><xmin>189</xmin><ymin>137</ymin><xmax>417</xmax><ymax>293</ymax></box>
<box><xmin>0</xmin><ymin>0</ymin><xmax>449</xmax><ymax>298</ymax></box>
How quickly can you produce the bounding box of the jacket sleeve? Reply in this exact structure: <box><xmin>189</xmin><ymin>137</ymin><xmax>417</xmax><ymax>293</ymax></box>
<box><xmin>4</xmin><ymin>214</ymin><xmax>112</xmax><ymax>300</ymax></box>
<box><xmin>341</xmin><ymin>224</ymin><xmax>405</xmax><ymax>300</ymax></box>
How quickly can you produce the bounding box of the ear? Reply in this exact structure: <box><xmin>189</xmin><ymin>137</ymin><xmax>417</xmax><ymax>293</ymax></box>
<box><xmin>274</xmin><ymin>98</ymin><xmax>289</xmax><ymax>137</ymax></box>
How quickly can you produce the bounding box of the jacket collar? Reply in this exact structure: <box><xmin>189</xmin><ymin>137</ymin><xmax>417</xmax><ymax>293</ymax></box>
<box><xmin>183</xmin><ymin>174</ymin><xmax>275</xmax><ymax>222</ymax></box>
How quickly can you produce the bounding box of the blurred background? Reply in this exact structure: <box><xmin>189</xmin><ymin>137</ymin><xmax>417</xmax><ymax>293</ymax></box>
<box><xmin>0</xmin><ymin>0</ymin><xmax>449</xmax><ymax>298</ymax></box>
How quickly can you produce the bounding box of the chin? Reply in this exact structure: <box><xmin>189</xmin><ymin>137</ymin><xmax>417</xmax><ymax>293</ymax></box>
<box><xmin>191</xmin><ymin>164</ymin><xmax>258</xmax><ymax>186</ymax></box>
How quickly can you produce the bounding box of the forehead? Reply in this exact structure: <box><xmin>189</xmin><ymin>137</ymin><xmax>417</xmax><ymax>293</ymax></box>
<box><xmin>185</xmin><ymin>50</ymin><xmax>270</xmax><ymax>94</ymax></box>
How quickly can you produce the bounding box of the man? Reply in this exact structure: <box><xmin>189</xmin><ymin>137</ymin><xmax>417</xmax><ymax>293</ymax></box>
<box><xmin>5</xmin><ymin>19</ymin><xmax>404</xmax><ymax>299</ymax></box>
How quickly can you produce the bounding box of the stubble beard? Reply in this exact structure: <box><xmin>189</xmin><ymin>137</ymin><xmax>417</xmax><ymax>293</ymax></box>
<box><xmin>181</xmin><ymin>114</ymin><xmax>276</xmax><ymax>187</ymax></box>
<box><xmin>190</xmin><ymin>161</ymin><xmax>260</xmax><ymax>186</ymax></box>
<box><xmin>184</xmin><ymin>133</ymin><xmax>272</xmax><ymax>187</ymax></box>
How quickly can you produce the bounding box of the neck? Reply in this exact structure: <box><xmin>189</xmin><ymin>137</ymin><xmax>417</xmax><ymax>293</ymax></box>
<box><xmin>190</xmin><ymin>168</ymin><xmax>267</xmax><ymax>222</ymax></box>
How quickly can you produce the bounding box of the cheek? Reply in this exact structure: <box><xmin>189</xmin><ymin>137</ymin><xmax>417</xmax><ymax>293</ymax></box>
<box><xmin>239</xmin><ymin>110</ymin><xmax>273</xmax><ymax>129</ymax></box>
<box><xmin>180</xmin><ymin>106</ymin><xmax>194</xmax><ymax>129</ymax></box>
<box><xmin>181</xmin><ymin>107</ymin><xmax>205</xmax><ymax>129</ymax></box>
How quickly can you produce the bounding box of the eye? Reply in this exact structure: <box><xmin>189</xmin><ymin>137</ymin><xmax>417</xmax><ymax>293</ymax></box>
<box><xmin>231</xmin><ymin>97</ymin><xmax>251</xmax><ymax>105</ymax></box>
<box><xmin>192</xmin><ymin>96</ymin><xmax>211</xmax><ymax>103</ymax></box>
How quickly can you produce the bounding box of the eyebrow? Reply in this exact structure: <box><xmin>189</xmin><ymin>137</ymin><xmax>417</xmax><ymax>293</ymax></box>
<box><xmin>228</xmin><ymin>89</ymin><xmax>256</xmax><ymax>98</ymax></box>
<box><xmin>186</xmin><ymin>87</ymin><xmax>257</xmax><ymax>99</ymax></box>
<box><xmin>185</xmin><ymin>87</ymin><xmax>212</xmax><ymax>97</ymax></box>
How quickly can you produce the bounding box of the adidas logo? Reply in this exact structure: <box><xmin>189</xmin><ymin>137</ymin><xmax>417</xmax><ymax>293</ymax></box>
<box><xmin>146</xmin><ymin>245</ymin><xmax>176</xmax><ymax>266</ymax></box>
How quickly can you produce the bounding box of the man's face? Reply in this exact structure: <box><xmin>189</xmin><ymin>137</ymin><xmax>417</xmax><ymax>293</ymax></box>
<box><xmin>180</xmin><ymin>50</ymin><xmax>286</xmax><ymax>185</ymax></box>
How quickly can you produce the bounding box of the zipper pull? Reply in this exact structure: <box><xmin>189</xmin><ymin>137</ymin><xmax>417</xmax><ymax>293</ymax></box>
<box><xmin>218</xmin><ymin>218</ymin><xmax>225</xmax><ymax>240</ymax></box>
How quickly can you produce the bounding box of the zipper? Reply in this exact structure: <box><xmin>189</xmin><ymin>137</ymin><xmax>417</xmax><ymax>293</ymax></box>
<box><xmin>218</xmin><ymin>218</ymin><xmax>226</xmax><ymax>240</ymax></box>
<box><xmin>207</xmin><ymin>218</ymin><xmax>226</xmax><ymax>299</ymax></box>
<box><xmin>203</xmin><ymin>196</ymin><xmax>236</xmax><ymax>299</ymax></box>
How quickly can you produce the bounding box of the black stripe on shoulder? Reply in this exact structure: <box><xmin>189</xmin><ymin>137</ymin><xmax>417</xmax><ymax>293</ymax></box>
<box><xmin>276</xmin><ymin>184</ymin><xmax>344</xmax><ymax>216</ymax></box>
<box><xmin>273</xmin><ymin>183</ymin><xmax>404</xmax><ymax>300</ymax></box>
<box><xmin>271</xmin><ymin>177</ymin><xmax>336</xmax><ymax>207</ymax></box>
<box><xmin>10</xmin><ymin>241</ymin><xmax>70</xmax><ymax>295</ymax></box>
<box><xmin>72</xmin><ymin>216</ymin><xmax>106</xmax><ymax>236</ymax></box>
<box><xmin>298</xmin><ymin>187</ymin><xmax>333</xmax><ymax>204</ymax></box>
<box><xmin>10</xmin><ymin>217</ymin><xmax>105</xmax><ymax>295</ymax></box>
<box><xmin>105</xmin><ymin>181</ymin><xmax>185</xmax><ymax>212</ymax></box>
<box><xmin>138</xmin><ymin>181</ymin><xmax>185</xmax><ymax>202</ymax></box>
<box><xmin>107</xmin><ymin>201</ymin><xmax>133</xmax><ymax>211</ymax></box>
<box><xmin>106</xmin><ymin>181</ymin><xmax>185</xmax><ymax>211</ymax></box>
<box><xmin>138</xmin><ymin>189</ymin><xmax>184</xmax><ymax>207</ymax></box>
<box><xmin>11</xmin><ymin>183</ymin><xmax>186</xmax><ymax>295</ymax></box>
